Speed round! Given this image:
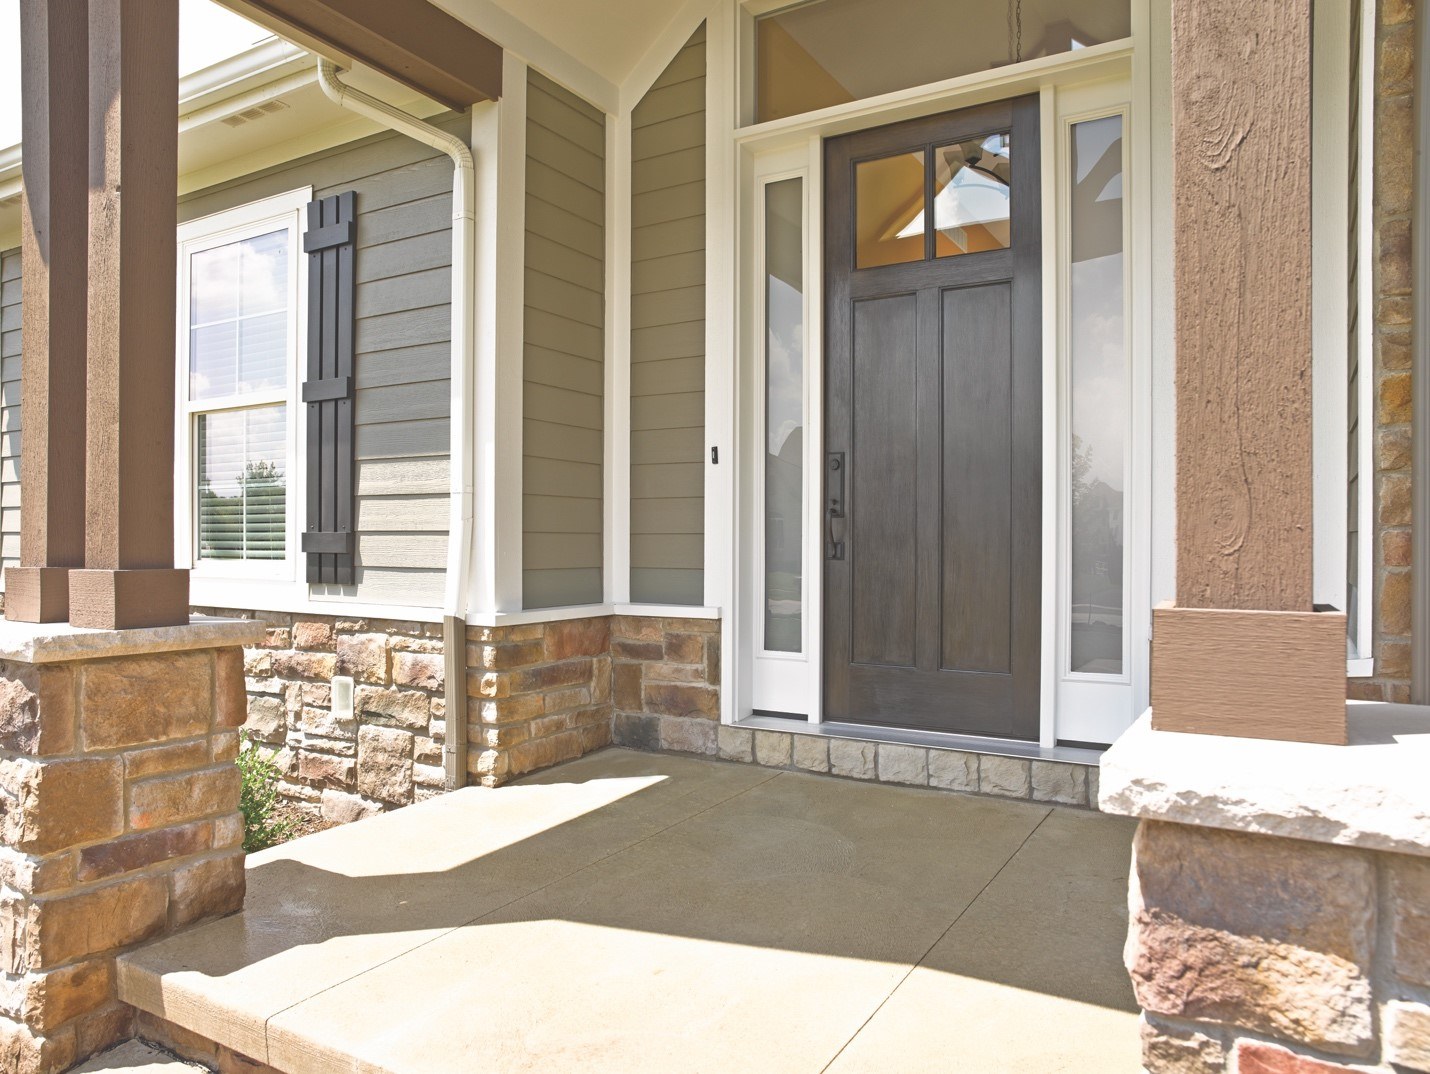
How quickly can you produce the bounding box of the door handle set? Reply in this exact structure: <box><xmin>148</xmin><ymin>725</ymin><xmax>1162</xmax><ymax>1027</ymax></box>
<box><xmin>826</xmin><ymin>452</ymin><xmax>845</xmax><ymax>560</ymax></box>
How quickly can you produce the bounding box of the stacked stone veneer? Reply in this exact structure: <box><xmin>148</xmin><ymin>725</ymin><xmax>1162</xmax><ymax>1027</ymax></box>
<box><xmin>609</xmin><ymin>615</ymin><xmax>722</xmax><ymax>755</ymax></box>
<box><xmin>0</xmin><ymin>632</ymin><xmax>252</xmax><ymax>1074</ymax></box>
<box><xmin>1355</xmin><ymin>0</ymin><xmax>1417</xmax><ymax>704</ymax></box>
<box><xmin>1132</xmin><ymin>821</ymin><xmax>1430</xmax><ymax>1073</ymax></box>
<box><xmin>197</xmin><ymin>610</ymin><xmax>452</xmax><ymax>822</ymax></box>
<box><xmin>465</xmin><ymin>617</ymin><xmax>612</xmax><ymax>787</ymax></box>
<box><xmin>210</xmin><ymin>611</ymin><xmax>725</xmax><ymax>804</ymax></box>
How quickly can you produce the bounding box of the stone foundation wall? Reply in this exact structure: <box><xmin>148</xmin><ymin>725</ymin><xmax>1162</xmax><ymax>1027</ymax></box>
<box><xmin>1132</xmin><ymin>819</ymin><xmax>1430</xmax><ymax>1073</ymax></box>
<box><xmin>464</xmin><ymin>617</ymin><xmax>613</xmax><ymax>787</ymax></box>
<box><xmin>609</xmin><ymin>616</ymin><xmax>722</xmax><ymax>755</ymax></box>
<box><xmin>202</xmin><ymin>610</ymin><xmax>729</xmax><ymax>804</ymax></box>
<box><xmin>196</xmin><ymin>609</ymin><xmax>449</xmax><ymax>822</ymax></box>
<box><xmin>1355</xmin><ymin>0</ymin><xmax>1418</xmax><ymax>703</ymax></box>
<box><xmin>0</xmin><ymin>627</ymin><xmax>254</xmax><ymax>1074</ymax></box>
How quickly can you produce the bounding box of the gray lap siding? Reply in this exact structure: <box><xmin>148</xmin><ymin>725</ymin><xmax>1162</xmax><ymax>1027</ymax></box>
<box><xmin>178</xmin><ymin>117</ymin><xmax>468</xmax><ymax>608</ymax></box>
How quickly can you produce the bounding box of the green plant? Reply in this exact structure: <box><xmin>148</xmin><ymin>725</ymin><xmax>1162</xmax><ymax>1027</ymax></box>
<box><xmin>236</xmin><ymin>732</ymin><xmax>293</xmax><ymax>852</ymax></box>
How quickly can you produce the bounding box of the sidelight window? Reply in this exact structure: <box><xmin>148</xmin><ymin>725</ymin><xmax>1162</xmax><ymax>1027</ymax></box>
<box><xmin>763</xmin><ymin>178</ymin><xmax>806</xmax><ymax>653</ymax></box>
<box><xmin>1066</xmin><ymin>113</ymin><xmax>1127</xmax><ymax>676</ymax></box>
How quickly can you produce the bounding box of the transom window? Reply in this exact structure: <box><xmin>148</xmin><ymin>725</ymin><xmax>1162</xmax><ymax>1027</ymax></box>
<box><xmin>754</xmin><ymin>0</ymin><xmax>1132</xmax><ymax>125</ymax></box>
<box><xmin>177</xmin><ymin>191</ymin><xmax>308</xmax><ymax>576</ymax></box>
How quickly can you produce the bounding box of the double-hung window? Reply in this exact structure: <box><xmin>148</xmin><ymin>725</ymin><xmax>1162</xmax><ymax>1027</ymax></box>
<box><xmin>176</xmin><ymin>189</ymin><xmax>309</xmax><ymax>579</ymax></box>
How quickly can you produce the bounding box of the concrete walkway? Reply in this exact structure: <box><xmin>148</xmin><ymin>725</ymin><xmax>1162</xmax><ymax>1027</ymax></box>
<box><xmin>118</xmin><ymin>749</ymin><xmax>1140</xmax><ymax>1073</ymax></box>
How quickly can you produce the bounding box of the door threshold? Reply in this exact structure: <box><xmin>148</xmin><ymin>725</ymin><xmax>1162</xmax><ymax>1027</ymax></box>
<box><xmin>736</xmin><ymin>713</ymin><xmax>1105</xmax><ymax>767</ymax></box>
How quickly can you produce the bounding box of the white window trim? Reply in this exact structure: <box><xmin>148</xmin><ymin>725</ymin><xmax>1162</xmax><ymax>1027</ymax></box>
<box><xmin>174</xmin><ymin>187</ymin><xmax>311</xmax><ymax>592</ymax></box>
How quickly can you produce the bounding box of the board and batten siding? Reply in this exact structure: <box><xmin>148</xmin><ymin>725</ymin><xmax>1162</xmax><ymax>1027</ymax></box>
<box><xmin>0</xmin><ymin>248</ymin><xmax>19</xmax><ymax>578</ymax></box>
<box><xmin>179</xmin><ymin>117</ymin><xmax>468</xmax><ymax>608</ymax></box>
<box><xmin>523</xmin><ymin>70</ymin><xmax>606</xmax><ymax>609</ymax></box>
<box><xmin>629</xmin><ymin>23</ymin><xmax>707</xmax><ymax>606</ymax></box>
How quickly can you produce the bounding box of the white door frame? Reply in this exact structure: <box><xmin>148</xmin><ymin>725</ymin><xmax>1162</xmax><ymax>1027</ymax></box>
<box><xmin>725</xmin><ymin>17</ymin><xmax>1147</xmax><ymax>746</ymax></box>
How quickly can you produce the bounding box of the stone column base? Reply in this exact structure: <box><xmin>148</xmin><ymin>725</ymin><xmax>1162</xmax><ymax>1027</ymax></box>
<box><xmin>0</xmin><ymin>616</ymin><xmax>263</xmax><ymax>1073</ymax></box>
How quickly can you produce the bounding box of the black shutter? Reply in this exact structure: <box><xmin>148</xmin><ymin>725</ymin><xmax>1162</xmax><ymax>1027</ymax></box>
<box><xmin>301</xmin><ymin>191</ymin><xmax>357</xmax><ymax>584</ymax></box>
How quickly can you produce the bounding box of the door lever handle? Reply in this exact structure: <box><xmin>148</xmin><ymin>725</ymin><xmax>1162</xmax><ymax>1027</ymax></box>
<box><xmin>826</xmin><ymin>453</ymin><xmax>845</xmax><ymax>560</ymax></box>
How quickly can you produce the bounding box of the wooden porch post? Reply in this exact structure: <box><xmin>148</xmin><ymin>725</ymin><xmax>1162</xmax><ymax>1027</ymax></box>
<box><xmin>68</xmin><ymin>0</ymin><xmax>190</xmax><ymax>630</ymax></box>
<box><xmin>1152</xmin><ymin>0</ymin><xmax>1348</xmax><ymax>743</ymax></box>
<box><xmin>5</xmin><ymin>0</ymin><xmax>89</xmax><ymax>623</ymax></box>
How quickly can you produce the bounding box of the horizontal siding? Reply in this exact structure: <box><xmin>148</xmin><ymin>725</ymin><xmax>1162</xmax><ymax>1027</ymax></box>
<box><xmin>630</xmin><ymin>24</ymin><xmax>706</xmax><ymax>606</ymax></box>
<box><xmin>179</xmin><ymin>119</ymin><xmax>468</xmax><ymax>607</ymax></box>
<box><xmin>524</xmin><ymin>70</ymin><xmax>606</xmax><ymax>609</ymax></box>
<box><xmin>0</xmin><ymin>249</ymin><xmax>18</xmax><ymax>574</ymax></box>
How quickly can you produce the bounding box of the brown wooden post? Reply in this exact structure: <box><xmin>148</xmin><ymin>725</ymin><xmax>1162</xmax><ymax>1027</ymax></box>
<box><xmin>5</xmin><ymin>0</ymin><xmax>89</xmax><ymax>623</ymax></box>
<box><xmin>1152</xmin><ymin>0</ymin><xmax>1348</xmax><ymax>743</ymax></box>
<box><xmin>68</xmin><ymin>0</ymin><xmax>190</xmax><ymax>630</ymax></box>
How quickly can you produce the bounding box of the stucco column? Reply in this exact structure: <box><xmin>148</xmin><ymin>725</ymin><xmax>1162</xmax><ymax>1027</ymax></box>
<box><xmin>1152</xmin><ymin>0</ymin><xmax>1347</xmax><ymax>744</ymax></box>
<box><xmin>68</xmin><ymin>0</ymin><xmax>189</xmax><ymax>631</ymax></box>
<box><xmin>4</xmin><ymin>1</ymin><xmax>89</xmax><ymax>624</ymax></box>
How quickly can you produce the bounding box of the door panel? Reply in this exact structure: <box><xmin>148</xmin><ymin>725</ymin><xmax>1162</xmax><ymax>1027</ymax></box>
<box><xmin>824</xmin><ymin>97</ymin><xmax>1042</xmax><ymax>740</ymax></box>
<box><xmin>941</xmin><ymin>282</ymin><xmax>1012</xmax><ymax>676</ymax></box>
<box><xmin>850</xmin><ymin>294</ymin><xmax>919</xmax><ymax>669</ymax></box>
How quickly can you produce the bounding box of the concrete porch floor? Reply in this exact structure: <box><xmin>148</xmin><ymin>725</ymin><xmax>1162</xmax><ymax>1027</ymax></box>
<box><xmin>117</xmin><ymin>749</ymin><xmax>1141</xmax><ymax>1073</ymax></box>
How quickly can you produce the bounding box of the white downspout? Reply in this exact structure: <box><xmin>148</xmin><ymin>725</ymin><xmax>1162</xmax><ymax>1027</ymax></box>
<box><xmin>315</xmin><ymin>58</ymin><xmax>475</xmax><ymax>789</ymax></box>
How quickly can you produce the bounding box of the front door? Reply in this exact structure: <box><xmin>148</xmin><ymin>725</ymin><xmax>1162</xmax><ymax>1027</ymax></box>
<box><xmin>823</xmin><ymin>98</ymin><xmax>1042</xmax><ymax>739</ymax></box>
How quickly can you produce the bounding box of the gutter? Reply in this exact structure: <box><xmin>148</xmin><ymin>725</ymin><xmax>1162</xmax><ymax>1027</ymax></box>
<box><xmin>316</xmin><ymin>57</ymin><xmax>475</xmax><ymax>787</ymax></box>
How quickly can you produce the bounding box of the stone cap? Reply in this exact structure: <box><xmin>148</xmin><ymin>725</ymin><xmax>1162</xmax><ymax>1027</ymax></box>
<box><xmin>1100</xmin><ymin>705</ymin><xmax>1430</xmax><ymax>858</ymax></box>
<box><xmin>0</xmin><ymin>614</ymin><xmax>266</xmax><ymax>665</ymax></box>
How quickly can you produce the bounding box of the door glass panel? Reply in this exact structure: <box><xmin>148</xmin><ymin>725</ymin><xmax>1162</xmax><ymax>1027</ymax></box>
<box><xmin>855</xmin><ymin>151</ymin><xmax>926</xmax><ymax>269</ymax></box>
<box><xmin>755</xmin><ymin>0</ymin><xmax>1132</xmax><ymax>124</ymax></box>
<box><xmin>764</xmin><ymin>178</ymin><xmax>805</xmax><ymax>652</ymax></box>
<box><xmin>1068</xmin><ymin>114</ymin><xmax>1126</xmax><ymax>676</ymax></box>
<box><xmin>934</xmin><ymin>134</ymin><xmax>1013</xmax><ymax>257</ymax></box>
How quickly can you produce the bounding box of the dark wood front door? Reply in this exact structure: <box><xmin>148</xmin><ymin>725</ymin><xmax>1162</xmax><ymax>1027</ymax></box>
<box><xmin>823</xmin><ymin>97</ymin><xmax>1042</xmax><ymax>740</ymax></box>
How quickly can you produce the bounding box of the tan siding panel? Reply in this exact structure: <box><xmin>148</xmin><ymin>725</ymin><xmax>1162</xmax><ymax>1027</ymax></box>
<box><xmin>633</xmin><ymin>146</ymin><xmax>706</xmax><ymax>195</ymax></box>
<box><xmin>524</xmin><ymin>67</ymin><xmax>606</xmax><ymax>610</ymax></box>
<box><xmin>631</xmin><ymin>250</ymin><xmax>705</xmax><ymax>293</ymax></box>
<box><xmin>631</xmin><ymin>321</ymin><xmax>705</xmax><ymax>364</ymax></box>
<box><xmin>523</xmin><ymin>418</ymin><xmax>603</xmax><ymax>463</ymax></box>
<box><xmin>628</xmin><ymin>27</ymin><xmax>706</xmax><ymax>604</ymax></box>
<box><xmin>525</xmin><ymin>195</ymin><xmax>604</xmax><ymax>261</ymax></box>
<box><xmin>525</xmin><ymin>234</ymin><xmax>604</xmax><ymax>293</ymax></box>
<box><xmin>632</xmin><ymin>497</ymin><xmax>704</xmax><ymax>535</ymax></box>
<box><xmin>525</xmin><ymin>308</ymin><xmax>604</xmax><ymax>363</ymax></box>
<box><xmin>525</xmin><ymin>123</ymin><xmax>605</xmax><ymax>191</ymax></box>
<box><xmin>524</xmin><ymin>347</ymin><xmax>603</xmax><ymax>396</ymax></box>
<box><xmin>354</xmin><ymin>341</ymin><xmax>451</xmax><ymax>390</ymax></box>
<box><xmin>524</xmin><ymin>493</ymin><xmax>603</xmax><ymax>534</ymax></box>
<box><xmin>631</xmin><ymin>285</ymin><xmax>705</xmax><ymax>329</ymax></box>
<box><xmin>631</xmin><ymin>391</ymin><xmax>704</xmax><ymax>431</ymax></box>
<box><xmin>526</xmin><ymin>158</ymin><xmax>604</xmax><ymax>221</ymax></box>
<box><xmin>632</xmin><ymin>215</ymin><xmax>706</xmax><ymax>259</ymax></box>
<box><xmin>632</xmin><ymin>426</ymin><xmax>704</xmax><ymax>465</ymax></box>
<box><xmin>523</xmin><ymin>568</ymin><xmax>601</xmax><ymax>608</ymax></box>
<box><xmin>527</xmin><ymin>84</ymin><xmax>606</xmax><ymax>159</ymax></box>
<box><xmin>524</xmin><ymin>268</ymin><xmax>604</xmax><ymax>329</ymax></box>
